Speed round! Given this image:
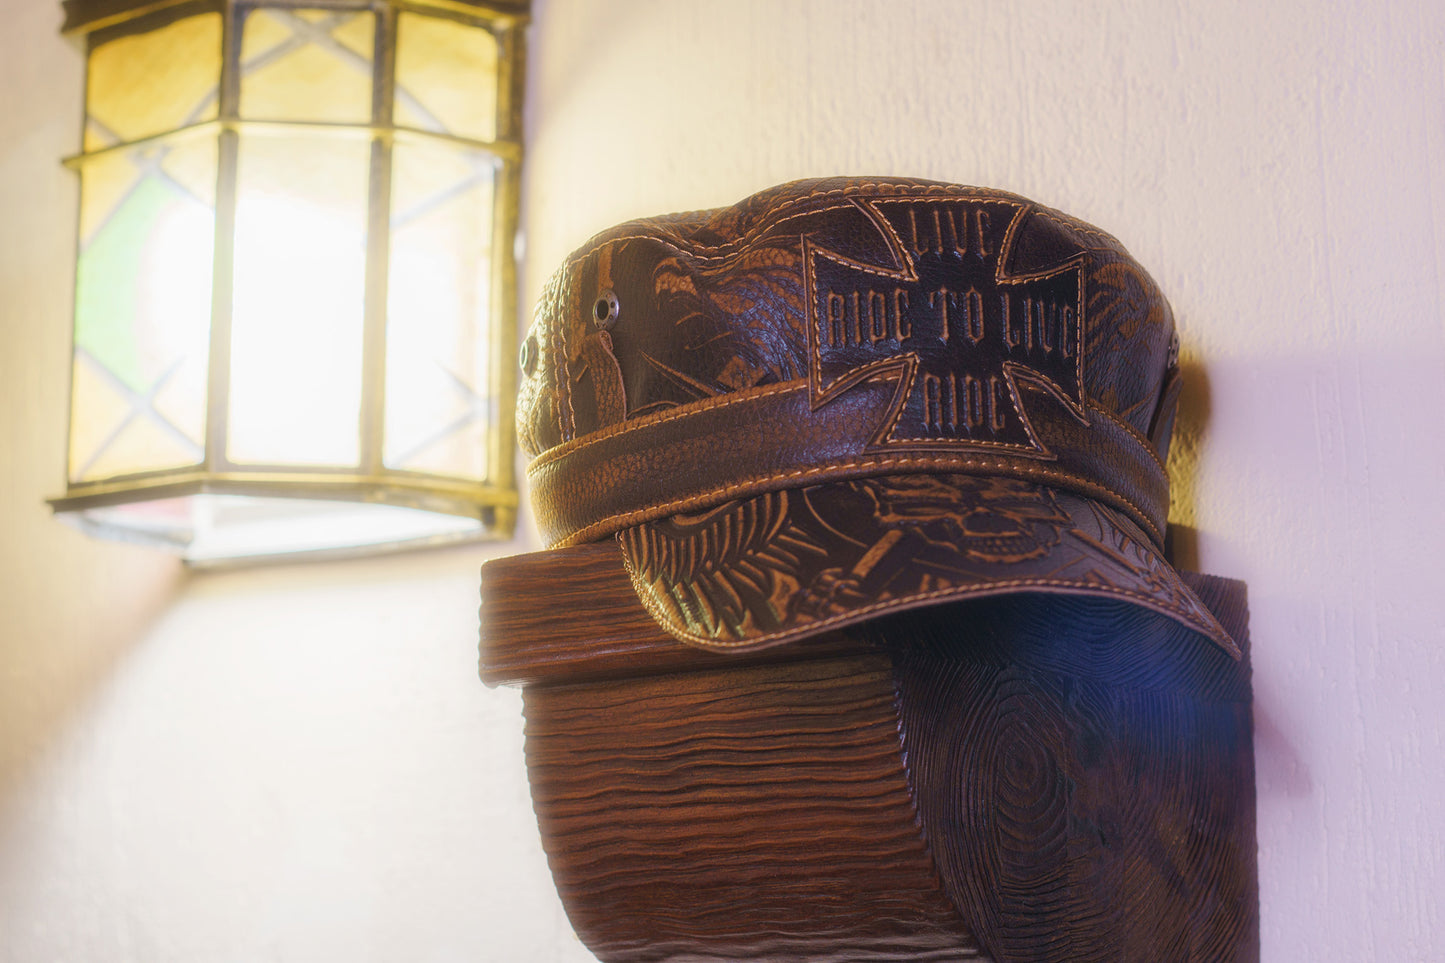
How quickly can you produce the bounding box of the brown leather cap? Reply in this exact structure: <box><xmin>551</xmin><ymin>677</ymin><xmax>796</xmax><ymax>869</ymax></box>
<box><xmin>519</xmin><ymin>177</ymin><xmax>1238</xmax><ymax>657</ymax></box>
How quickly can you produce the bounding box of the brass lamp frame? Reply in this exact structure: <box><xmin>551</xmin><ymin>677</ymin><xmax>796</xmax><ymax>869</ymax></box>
<box><xmin>49</xmin><ymin>0</ymin><xmax>529</xmax><ymax>559</ymax></box>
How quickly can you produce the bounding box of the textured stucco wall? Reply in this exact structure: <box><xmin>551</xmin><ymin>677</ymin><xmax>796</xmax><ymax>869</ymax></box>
<box><xmin>1</xmin><ymin>0</ymin><xmax>1441</xmax><ymax>960</ymax></box>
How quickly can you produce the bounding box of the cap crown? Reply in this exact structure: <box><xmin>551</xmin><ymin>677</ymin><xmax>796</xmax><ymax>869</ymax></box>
<box><xmin>519</xmin><ymin>178</ymin><xmax>1182</xmax><ymax>549</ymax></box>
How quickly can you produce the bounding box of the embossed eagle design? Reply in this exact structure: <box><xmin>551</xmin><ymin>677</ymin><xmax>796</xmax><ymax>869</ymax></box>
<box><xmin>621</xmin><ymin>474</ymin><xmax>1224</xmax><ymax>650</ymax></box>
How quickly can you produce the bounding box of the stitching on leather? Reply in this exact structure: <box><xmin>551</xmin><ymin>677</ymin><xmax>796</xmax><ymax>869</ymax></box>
<box><xmin>1031</xmin><ymin>209</ymin><xmax>1124</xmax><ymax>246</ymax></box>
<box><xmin>617</xmin><ymin>551</ymin><xmax>1234</xmax><ymax>656</ymax></box>
<box><xmin>526</xmin><ymin>377</ymin><xmax>1165</xmax><ymax>485</ymax></box>
<box><xmin>529</xmin><ymin>404</ymin><xmax>1168</xmax><ymax>545</ymax></box>
<box><xmin>555</xmin><ymin>455</ymin><xmax>1163</xmax><ymax>547</ymax></box>
<box><xmin>735</xmin><ymin>183</ymin><xmax>1002</xmax><ymax>243</ymax></box>
<box><xmin>546</xmin><ymin>457</ymin><xmax>1162</xmax><ymax>545</ymax></box>
<box><xmin>560</xmin><ymin>182</ymin><xmax>1004</xmax><ymax>268</ymax></box>
<box><xmin>879</xmin><ymin>361</ymin><xmax>919</xmax><ymax>448</ymax></box>
<box><xmin>526</xmin><ymin>381</ymin><xmax>804</xmax><ymax>471</ymax></box>
<box><xmin>1086</xmin><ymin>403</ymin><xmax>1168</xmax><ymax>472</ymax></box>
<box><xmin>555</xmin><ymin>272</ymin><xmax>577</xmax><ymax>439</ymax></box>
<box><xmin>557</xmin><ymin>201</ymin><xmax>857</xmax><ymax>270</ymax></box>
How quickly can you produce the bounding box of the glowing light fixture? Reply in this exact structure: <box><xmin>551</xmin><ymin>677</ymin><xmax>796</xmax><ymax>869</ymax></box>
<box><xmin>49</xmin><ymin>0</ymin><xmax>528</xmax><ymax>563</ymax></box>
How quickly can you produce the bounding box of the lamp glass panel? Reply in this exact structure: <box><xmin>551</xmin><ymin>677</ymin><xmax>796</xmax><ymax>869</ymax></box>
<box><xmin>383</xmin><ymin>140</ymin><xmax>496</xmax><ymax>479</ymax></box>
<box><xmin>239</xmin><ymin>8</ymin><xmax>375</xmax><ymax>124</ymax></box>
<box><xmin>227</xmin><ymin>133</ymin><xmax>369</xmax><ymax>466</ymax></box>
<box><xmin>70</xmin><ymin>137</ymin><xmax>217</xmax><ymax>482</ymax></box>
<box><xmin>84</xmin><ymin>12</ymin><xmax>221</xmax><ymax>151</ymax></box>
<box><xmin>394</xmin><ymin>12</ymin><xmax>498</xmax><ymax>142</ymax></box>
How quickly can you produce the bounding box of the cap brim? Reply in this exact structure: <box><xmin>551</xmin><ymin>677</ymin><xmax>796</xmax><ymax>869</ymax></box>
<box><xmin>616</xmin><ymin>474</ymin><xmax>1240</xmax><ymax>659</ymax></box>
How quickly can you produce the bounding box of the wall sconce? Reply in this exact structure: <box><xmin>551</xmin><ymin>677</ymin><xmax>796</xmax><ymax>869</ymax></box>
<box><xmin>48</xmin><ymin>0</ymin><xmax>528</xmax><ymax>564</ymax></box>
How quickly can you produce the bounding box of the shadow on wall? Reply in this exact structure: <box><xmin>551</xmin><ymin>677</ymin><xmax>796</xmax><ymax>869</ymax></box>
<box><xmin>1165</xmin><ymin>354</ymin><xmax>1210</xmax><ymax>574</ymax></box>
<box><xmin>1163</xmin><ymin>350</ymin><xmax>1314</xmax><ymax>808</ymax></box>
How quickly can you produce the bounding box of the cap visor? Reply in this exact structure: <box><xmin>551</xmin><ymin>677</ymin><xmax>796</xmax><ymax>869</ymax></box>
<box><xmin>616</xmin><ymin>475</ymin><xmax>1239</xmax><ymax>659</ymax></box>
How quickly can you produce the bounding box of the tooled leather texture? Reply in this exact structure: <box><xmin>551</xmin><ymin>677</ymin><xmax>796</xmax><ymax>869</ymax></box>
<box><xmin>518</xmin><ymin>178</ymin><xmax>1181</xmax><ymax>551</ymax></box>
<box><xmin>617</xmin><ymin>474</ymin><xmax>1237</xmax><ymax>657</ymax></box>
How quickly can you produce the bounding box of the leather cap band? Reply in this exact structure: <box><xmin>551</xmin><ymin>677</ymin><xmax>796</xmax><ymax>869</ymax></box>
<box><xmin>529</xmin><ymin>373</ymin><xmax>1169</xmax><ymax>550</ymax></box>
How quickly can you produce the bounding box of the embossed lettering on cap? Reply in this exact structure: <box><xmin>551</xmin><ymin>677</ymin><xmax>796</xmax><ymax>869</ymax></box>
<box><xmin>806</xmin><ymin>198</ymin><xmax>1086</xmax><ymax>456</ymax></box>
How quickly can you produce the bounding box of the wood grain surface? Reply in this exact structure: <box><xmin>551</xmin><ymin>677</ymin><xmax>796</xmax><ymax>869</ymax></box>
<box><xmin>885</xmin><ymin>591</ymin><xmax>1256</xmax><ymax>963</ymax></box>
<box><xmin>481</xmin><ymin>543</ymin><xmax>1256</xmax><ymax>962</ymax></box>
<box><xmin>524</xmin><ymin>655</ymin><xmax>982</xmax><ymax>962</ymax></box>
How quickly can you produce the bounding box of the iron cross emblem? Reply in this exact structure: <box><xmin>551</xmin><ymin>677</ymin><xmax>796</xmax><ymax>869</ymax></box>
<box><xmin>805</xmin><ymin>196</ymin><xmax>1087</xmax><ymax>455</ymax></box>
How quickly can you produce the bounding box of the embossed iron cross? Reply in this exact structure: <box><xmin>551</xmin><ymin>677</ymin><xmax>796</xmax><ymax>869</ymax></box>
<box><xmin>806</xmin><ymin>197</ymin><xmax>1086</xmax><ymax>455</ymax></box>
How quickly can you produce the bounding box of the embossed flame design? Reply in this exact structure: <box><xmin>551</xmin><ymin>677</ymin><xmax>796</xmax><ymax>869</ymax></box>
<box><xmin>863</xmin><ymin>475</ymin><xmax>1071</xmax><ymax>564</ymax></box>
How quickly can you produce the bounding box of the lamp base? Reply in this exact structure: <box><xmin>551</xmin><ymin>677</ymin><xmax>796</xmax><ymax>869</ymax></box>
<box><xmin>54</xmin><ymin>489</ymin><xmax>512</xmax><ymax>565</ymax></box>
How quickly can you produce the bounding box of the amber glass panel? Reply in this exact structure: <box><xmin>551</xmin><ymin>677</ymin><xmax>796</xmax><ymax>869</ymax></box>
<box><xmin>383</xmin><ymin>141</ymin><xmax>496</xmax><ymax>478</ymax></box>
<box><xmin>70</xmin><ymin>137</ymin><xmax>217</xmax><ymax>482</ymax></box>
<box><xmin>394</xmin><ymin>13</ymin><xmax>498</xmax><ymax>141</ymax></box>
<box><xmin>85</xmin><ymin>13</ymin><xmax>222</xmax><ymax>151</ymax></box>
<box><xmin>227</xmin><ymin>134</ymin><xmax>370</xmax><ymax>466</ymax></box>
<box><xmin>239</xmin><ymin>9</ymin><xmax>375</xmax><ymax>124</ymax></box>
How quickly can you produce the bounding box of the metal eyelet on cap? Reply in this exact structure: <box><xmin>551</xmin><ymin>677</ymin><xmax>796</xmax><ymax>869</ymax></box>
<box><xmin>593</xmin><ymin>290</ymin><xmax>620</xmax><ymax>330</ymax></box>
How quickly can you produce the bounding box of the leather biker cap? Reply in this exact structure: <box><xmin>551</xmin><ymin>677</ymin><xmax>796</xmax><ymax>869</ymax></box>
<box><xmin>518</xmin><ymin>177</ymin><xmax>1239</xmax><ymax>658</ymax></box>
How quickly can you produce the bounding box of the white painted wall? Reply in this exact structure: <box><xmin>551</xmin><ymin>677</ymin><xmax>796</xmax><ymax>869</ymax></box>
<box><xmin>2</xmin><ymin>0</ymin><xmax>1442</xmax><ymax>960</ymax></box>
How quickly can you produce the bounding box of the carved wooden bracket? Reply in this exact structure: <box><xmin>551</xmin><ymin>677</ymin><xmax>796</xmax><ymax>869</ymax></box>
<box><xmin>480</xmin><ymin>541</ymin><xmax>1258</xmax><ymax>963</ymax></box>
